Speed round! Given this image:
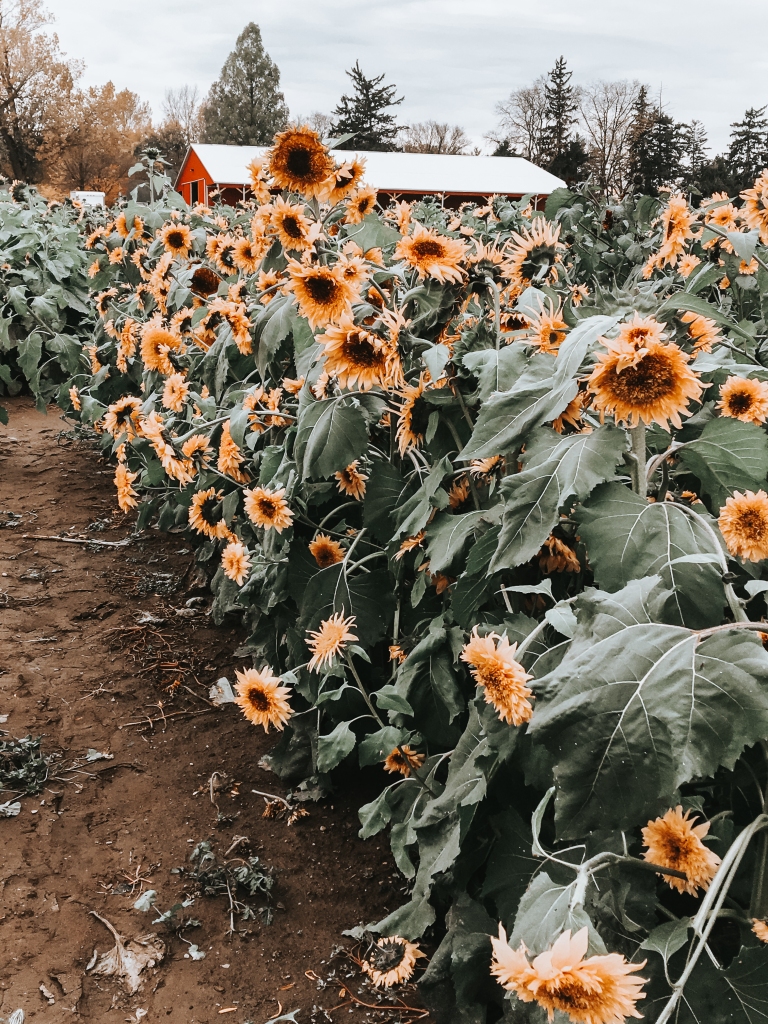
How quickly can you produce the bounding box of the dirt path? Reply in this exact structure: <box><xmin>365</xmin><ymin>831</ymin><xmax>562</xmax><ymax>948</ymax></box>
<box><xmin>0</xmin><ymin>398</ymin><xmax>419</xmax><ymax>1024</ymax></box>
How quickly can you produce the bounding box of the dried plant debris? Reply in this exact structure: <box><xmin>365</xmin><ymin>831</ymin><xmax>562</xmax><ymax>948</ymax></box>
<box><xmin>172</xmin><ymin>839</ymin><xmax>274</xmax><ymax>931</ymax></box>
<box><xmin>87</xmin><ymin>912</ymin><xmax>165</xmax><ymax>995</ymax></box>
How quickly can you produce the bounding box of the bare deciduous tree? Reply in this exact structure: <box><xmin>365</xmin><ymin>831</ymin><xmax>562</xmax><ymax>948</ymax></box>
<box><xmin>579</xmin><ymin>79</ymin><xmax>641</xmax><ymax>196</ymax></box>
<box><xmin>298</xmin><ymin>111</ymin><xmax>334</xmax><ymax>139</ymax></box>
<box><xmin>161</xmin><ymin>85</ymin><xmax>202</xmax><ymax>144</ymax></box>
<box><xmin>399</xmin><ymin>120</ymin><xmax>471</xmax><ymax>155</ymax></box>
<box><xmin>487</xmin><ymin>76</ymin><xmax>548</xmax><ymax>164</ymax></box>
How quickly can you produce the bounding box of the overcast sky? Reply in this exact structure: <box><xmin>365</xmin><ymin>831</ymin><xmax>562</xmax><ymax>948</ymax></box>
<box><xmin>49</xmin><ymin>0</ymin><xmax>768</xmax><ymax>154</ymax></box>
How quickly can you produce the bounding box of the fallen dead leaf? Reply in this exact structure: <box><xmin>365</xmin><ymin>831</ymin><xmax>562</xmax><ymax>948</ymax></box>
<box><xmin>87</xmin><ymin>911</ymin><xmax>165</xmax><ymax>994</ymax></box>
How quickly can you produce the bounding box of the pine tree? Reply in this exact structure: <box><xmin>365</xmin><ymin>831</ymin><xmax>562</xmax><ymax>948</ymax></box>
<box><xmin>684</xmin><ymin>119</ymin><xmax>709</xmax><ymax>180</ymax></box>
<box><xmin>627</xmin><ymin>89</ymin><xmax>685</xmax><ymax>195</ymax></box>
<box><xmin>330</xmin><ymin>61</ymin><xmax>404</xmax><ymax>151</ymax></box>
<box><xmin>200</xmin><ymin>23</ymin><xmax>288</xmax><ymax>146</ymax></box>
<box><xmin>727</xmin><ymin>106</ymin><xmax>768</xmax><ymax>191</ymax></box>
<box><xmin>542</xmin><ymin>57</ymin><xmax>587</xmax><ymax>182</ymax></box>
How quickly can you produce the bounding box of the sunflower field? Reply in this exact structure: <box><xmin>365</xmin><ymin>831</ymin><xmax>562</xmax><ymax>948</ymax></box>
<box><xmin>10</xmin><ymin>127</ymin><xmax>768</xmax><ymax>1022</ymax></box>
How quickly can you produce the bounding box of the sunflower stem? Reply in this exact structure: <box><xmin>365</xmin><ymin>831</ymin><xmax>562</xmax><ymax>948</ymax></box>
<box><xmin>484</xmin><ymin>276</ymin><xmax>502</xmax><ymax>351</ymax></box>
<box><xmin>629</xmin><ymin>424</ymin><xmax>646</xmax><ymax>496</ymax></box>
<box><xmin>750</xmin><ymin>742</ymin><xmax>768</xmax><ymax>920</ymax></box>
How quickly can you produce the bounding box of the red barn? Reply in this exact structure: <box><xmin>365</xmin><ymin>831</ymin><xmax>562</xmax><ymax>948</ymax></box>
<box><xmin>175</xmin><ymin>144</ymin><xmax>566</xmax><ymax>209</ymax></box>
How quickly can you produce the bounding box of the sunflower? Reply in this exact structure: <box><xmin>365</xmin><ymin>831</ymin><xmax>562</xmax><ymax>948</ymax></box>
<box><xmin>741</xmin><ymin>169</ymin><xmax>768</xmax><ymax>243</ymax></box>
<box><xmin>324</xmin><ymin>158</ymin><xmax>366</xmax><ymax>204</ymax></box>
<box><xmin>246</xmin><ymin>154</ymin><xmax>272</xmax><ymax>204</ymax></box>
<box><xmin>335</xmin><ymin>461</ymin><xmax>368</xmax><ymax>499</ymax></box>
<box><xmin>286</xmin><ymin>260</ymin><xmax>354</xmax><ymax>329</ymax></box>
<box><xmin>394</xmin><ymin>530</ymin><xmax>426</xmax><ymax>561</ymax></box>
<box><xmin>383</xmin><ymin>745</ymin><xmax>426</xmax><ymax>777</ymax></box>
<box><xmin>95</xmin><ymin>288</ymin><xmax>117</xmax><ymax>317</ymax></box>
<box><xmin>589</xmin><ymin>327</ymin><xmax>703</xmax><ymax>431</ymax></box>
<box><xmin>114</xmin><ymin>463</ymin><xmax>139</xmax><ymax>513</ymax></box>
<box><xmin>395</xmin><ymin>224</ymin><xmax>466</xmax><ymax>284</ymax></box>
<box><xmin>206</xmin><ymin>234</ymin><xmax>236</xmax><ymax>274</ymax></box>
<box><xmin>86</xmin><ymin>345</ymin><xmax>103</xmax><ymax>374</ymax></box>
<box><xmin>244</xmin><ymin>485</ymin><xmax>294</xmax><ymax>532</ymax></box>
<box><xmin>642</xmin><ymin>806</ymin><xmax>721</xmax><ymax>895</ymax></box>
<box><xmin>346</xmin><ymin>186</ymin><xmax>378</xmax><ymax>224</ymax></box>
<box><xmin>232</xmin><ymin>235</ymin><xmax>266</xmax><ymax>274</ymax></box>
<box><xmin>448</xmin><ymin>476</ymin><xmax>471</xmax><ymax>509</ymax></box>
<box><xmin>504</xmin><ymin>220</ymin><xmax>563</xmax><ymax>288</ymax></box>
<box><xmin>306</xmin><ymin>612</ymin><xmax>358</xmax><ymax>672</ymax></box>
<box><xmin>337</xmin><ymin>251</ymin><xmax>370</xmax><ymax>292</ymax></box>
<box><xmin>390</xmin><ymin>199</ymin><xmax>412</xmax><ymax>234</ymax></box>
<box><xmin>552</xmin><ymin>393</ymin><xmax>585</xmax><ymax>434</ymax></box>
<box><xmin>140</xmin><ymin>320</ymin><xmax>184</xmax><ymax>375</ymax></box>
<box><xmin>160</xmin><ymin>222</ymin><xmax>193</xmax><ymax>258</ymax></box>
<box><xmin>753</xmin><ymin>920</ymin><xmax>768</xmax><ymax>943</ymax></box>
<box><xmin>681</xmin><ymin>311</ymin><xmax>720</xmax><ymax>353</ymax></box>
<box><xmin>656</xmin><ymin>193</ymin><xmax>694</xmax><ymax>267</ymax></box>
<box><xmin>460</xmin><ymin>628</ymin><xmax>533</xmax><ymax>726</ymax></box>
<box><xmin>234</xmin><ymin>666</ymin><xmax>292</xmax><ymax>732</ymax></box>
<box><xmin>469</xmin><ymin>456</ymin><xmax>503</xmax><ymax>481</ymax></box>
<box><xmin>257</xmin><ymin>268</ymin><xmax>282</xmax><ymax>304</ymax></box>
<box><xmin>87</xmin><ymin>258</ymin><xmax>101</xmax><ymax>278</ymax></box>
<box><xmin>571</xmin><ymin>283</ymin><xmax>590</xmax><ymax>306</ymax></box>
<box><xmin>103</xmin><ymin>396</ymin><xmax>142</xmax><ymax>439</ymax></box>
<box><xmin>162</xmin><ymin>373</ymin><xmax>189</xmax><ymax>413</ymax></box>
<box><xmin>69</xmin><ymin>386</ymin><xmax>81</xmax><ymax>412</ymax></box>
<box><xmin>538</xmin><ymin>535</ymin><xmax>580</xmax><ymax>573</ymax></box>
<box><xmin>395</xmin><ymin>374</ymin><xmax>431</xmax><ymax>455</ymax></box>
<box><xmin>190</xmin><ymin>265</ymin><xmax>221</xmax><ymax>296</ymax></box>
<box><xmin>282</xmin><ymin>375</ymin><xmax>305</xmax><ymax>395</ymax></box>
<box><xmin>678</xmin><ymin>254</ymin><xmax>701</xmax><ymax>278</ymax></box>
<box><xmin>270</xmin><ymin>196</ymin><xmax>318</xmax><ymax>252</ymax></box>
<box><xmin>361</xmin><ymin>937</ymin><xmax>426</xmax><ymax>988</ymax></box>
<box><xmin>181</xmin><ymin>434</ymin><xmax>213</xmax><ymax>465</ymax></box>
<box><xmin>717</xmin><ymin>376</ymin><xmax>768</xmax><ymax>425</ymax></box>
<box><xmin>389</xmin><ymin>644</ymin><xmax>407</xmax><ymax>664</ymax></box>
<box><xmin>320</xmin><ymin>312</ymin><xmax>398</xmax><ymax>391</ymax></box>
<box><xmin>490</xmin><ymin>926</ymin><xmax>646</xmax><ymax>1024</ymax></box>
<box><xmin>718</xmin><ymin>489</ymin><xmax>768</xmax><ymax>561</ymax></box>
<box><xmin>221</xmin><ymin>540</ymin><xmax>251</xmax><ymax>586</ymax></box>
<box><xmin>308</xmin><ymin>533</ymin><xmax>345</xmax><ymax>568</ymax></box>
<box><xmin>527</xmin><ymin>303</ymin><xmax>569</xmax><ymax>353</ymax></box>
<box><xmin>217</xmin><ymin>420</ymin><xmax>249</xmax><ymax>483</ymax></box>
<box><xmin>188</xmin><ymin>487</ymin><xmax>230</xmax><ymax>540</ymax></box>
<box><xmin>267</xmin><ymin>125</ymin><xmax>334</xmax><ymax>199</ymax></box>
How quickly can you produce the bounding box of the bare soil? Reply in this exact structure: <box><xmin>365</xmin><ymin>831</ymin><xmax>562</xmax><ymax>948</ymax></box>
<box><xmin>0</xmin><ymin>397</ymin><xmax>426</xmax><ymax>1024</ymax></box>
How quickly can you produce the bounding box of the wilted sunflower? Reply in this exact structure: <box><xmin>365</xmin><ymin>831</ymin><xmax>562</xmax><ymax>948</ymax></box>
<box><xmin>490</xmin><ymin>926</ymin><xmax>646</xmax><ymax>1024</ymax></box>
<box><xmin>217</xmin><ymin>420</ymin><xmax>249</xmax><ymax>483</ymax></box>
<box><xmin>461</xmin><ymin>628</ymin><xmax>533</xmax><ymax>726</ymax></box>
<box><xmin>642</xmin><ymin>806</ymin><xmax>721</xmax><ymax>895</ymax></box>
<box><xmin>504</xmin><ymin>220</ymin><xmax>563</xmax><ymax>288</ymax></box>
<box><xmin>221</xmin><ymin>540</ymin><xmax>251</xmax><ymax>586</ymax></box>
<box><xmin>160</xmin><ymin>222</ymin><xmax>193</xmax><ymax>258</ymax></box>
<box><xmin>335</xmin><ymin>461</ymin><xmax>368</xmax><ymax>499</ymax></box>
<box><xmin>103</xmin><ymin>396</ymin><xmax>142</xmax><ymax>439</ymax></box>
<box><xmin>361</xmin><ymin>936</ymin><xmax>426</xmax><ymax>988</ymax></box>
<box><xmin>270</xmin><ymin>196</ymin><xmax>318</xmax><ymax>252</ymax></box>
<box><xmin>538</xmin><ymin>535</ymin><xmax>580</xmax><ymax>574</ymax></box>
<box><xmin>717</xmin><ymin>376</ymin><xmax>768</xmax><ymax>425</ymax></box>
<box><xmin>188</xmin><ymin>487</ymin><xmax>230</xmax><ymax>540</ymax></box>
<box><xmin>286</xmin><ymin>260</ymin><xmax>354</xmax><ymax>329</ymax></box>
<box><xmin>383</xmin><ymin>744</ymin><xmax>426</xmax><ymax>777</ymax></box>
<box><xmin>680</xmin><ymin>311</ymin><xmax>720</xmax><ymax>353</ymax></box>
<box><xmin>320</xmin><ymin>312</ymin><xmax>398</xmax><ymax>391</ymax></box>
<box><xmin>306</xmin><ymin>612</ymin><xmax>358</xmax><ymax>672</ymax></box>
<box><xmin>395</xmin><ymin>224</ymin><xmax>467</xmax><ymax>284</ymax></box>
<box><xmin>395</xmin><ymin>374</ymin><xmax>431</xmax><ymax>455</ymax></box>
<box><xmin>589</xmin><ymin>323</ymin><xmax>703</xmax><ymax>430</ymax></box>
<box><xmin>308</xmin><ymin>533</ymin><xmax>345</xmax><ymax>568</ymax></box>
<box><xmin>267</xmin><ymin>125</ymin><xmax>334</xmax><ymax>199</ymax></box>
<box><xmin>190</xmin><ymin>265</ymin><xmax>221</xmax><ymax>296</ymax></box>
<box><xmin>324</xmin><ymin>157</ymin><xmax>366</xmax><ymax>204</ymax></box>
<box><xmin>718</xmin><ymin>489</ymin><xmax>768</xmax><ymax>561</ymax></box>
<box><xmin>234</xmin><ymin>666</ymin><xmax>292</xmax><ymax>732</ymax></box>
<box><xmin>162</xmin><ymin>373</ymin><xmax>189</xmax><ymax>413</ymax></box>
<box><xmin>346</xmin><ymin>186</ymin><xmax>378</xmax><ymax>224</ymax></box>
<box><xmin>114</xmin><ymin>463</ymin><xmax>139</xmax><ymax>513</ymax></box>
<box><xmin>140</xmin><ymin>320</ymin><xmax>184</xmax><ymax>375</ymax></box>
<box><xmin>741</xmin><ymin>169</ymin><xmax>768</xmax><ymax>243</ymax></box>
<box><xmin>244</xmin><ymin>485</ymin><xmax>293</xmax><ymax>532</ymax></box>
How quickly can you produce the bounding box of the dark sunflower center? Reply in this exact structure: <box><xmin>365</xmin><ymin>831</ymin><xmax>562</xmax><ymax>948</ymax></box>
<box><xmin>201</xmin><ymin>496</ymin><xmax>220</xmax><ymax>525</ymax></box>
<box><xmin>611</xmin><ymin>352</ymin><xmax>677</xmax><ymax>402</ymax></box>
<box><xmin>408</xmin><ymin>395</ymin><xmax>431</xmax><ymax>437</ymax></box>
<box><xmin>343</xmin><ymin>333</ymin><xmax>383</xmax><ymax>368</ymax></box>
<box><xmin>727</xmin><ymin>390</ymin><xmax>754</xmax><ymax>414</ymax></box>
<box><xmin>737</xmin><ymin>508</ymin><xmax>768</xmax><ymax>539</ymax></box>
<box><xmin>219</xmin><ymin>246</ymin><xmax>235</xmax><ymax>268</ymax></box>
<box><xmin>548</xmin><ymin>331</ymin><xmax>561</xmax><ymax>344</ymax></box>
<box><xmin>257</xmin><ymin>498</ymin><xmax>278</xmax><ymax>518</ymax></box>
<box><xmin>286</xmin><ymin>147</ymin><xmax>313</xmax><ymax>179</ymax></box>
<box><xmin>315</xmin><ymin>544</ymin><xmax>338</xmax><ymax>568</ymax></box>
<box><xmin>305</xmin><ymin>275</ymin><xmax>338</xmax><ymax>303</ymax></box>
<box><xmin>371</xmin><ymin>940</ymin><xmax>406</xmax><ymax>970</ymax></box>
<box><xmin>357</xmin><ymin>197</ymin><xmax>372</xmax><ymax>213</ymax></box>
<box><xmin>411</xmin><ymin>240</ymin><xmax>445</xmax><ymax>260</ymax></box>
<box><xmin>167</xmin><ymin>230</ymin><xmax>185</xmax><ymax>248</ymax></box>
<box><xmin>247</xmin><ymin>687</ymin><xmax>270</xmax><ymax>711</ymax></box>
<box><xmin>553</xmin><ymin>982</ymin><xmax>594</xmax><ymax>1010</ymax></box>
<box><xmin>282</xmin><ymin>215</ymin><xmax>304</xmax><ymax>239</ymax></box>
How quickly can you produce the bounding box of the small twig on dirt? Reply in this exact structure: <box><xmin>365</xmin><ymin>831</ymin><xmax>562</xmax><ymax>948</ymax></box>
<box><xmin>223</xmin><ymin>835</ymin><xmax>250</xmax><ymax>858</ymax></box>
<box><xmin>21</xmin><ymin>533</ymin><xmax>134</xmax><ymax>548</ymax></box>
<box><xmin>250</xmin><ymin>789</ymin><xmax>291</xmax><ymax>808</ymax></box>
<box><xmin>120</xmin><ymin>709</ymin><xmax>214</xmax><ymax>729</ymax></box>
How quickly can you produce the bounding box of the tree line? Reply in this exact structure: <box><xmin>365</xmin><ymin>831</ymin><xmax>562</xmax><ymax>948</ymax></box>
<box><xmin>3</xmin><ymin>3</ymin><xmax>767</xmax><ymax>201</ymax></box>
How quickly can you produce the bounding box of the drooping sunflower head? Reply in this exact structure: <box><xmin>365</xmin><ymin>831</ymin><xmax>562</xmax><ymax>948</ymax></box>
<box><xmin>345</xmin><ymin>186</ymin><xmax>378</xmax><ymax>225</ymax></box>
<box><xmin>234</xmin><ymin>666</ymin><xmax>292</xmax><ymax>732</ymax></box>
<box><xmin>334</xmin><ymin>460</ymin><xmax>368</xmax><ymax>499</ymax></box>
<box><xmin>383</xmin><ymin>744</ymin><xmax>426</xmax><ymax>778</ymax></box>
<box><xmin>504</xmin><ymin>219</ymin><xmax>563</xmax><ymax>287</ymax></box>
<box><xmin>306</xmin><ymin>611</ymin><xmax>358</xmax><ymax>672</ymax></box>
<box><xmin>717</xmin><ymin>376</ymin><xmax>768</xmax><ymax>425</ymax></box>
<box><xmin>114</xmin><ymin>463</ymin><xmax>139</xmax><ymax>513</ymax></box>
<box><xmin>718</xmin><ymin>489</ymin><xmax>768</xmax><ymax>562</ymax></box>
<box><xmin>190</xmin><ymin>265</ymin><xmax>221</xmax><ymax>296</ymax></box>
<box><xmin>286</xmin><ymin>261</ymin><xmax>353</xmax><ymax>329</ymax></box>
<box><xmin>221</xmin><ymin>540</ymin><xmax>251</xmax><ymax>586</ymax></box>
<box><xmin>308</xmin><ymin>533</ymin><xmax>345</xmax><ymax>568</ymax></box>
<box><xmin>243</xmin><ymin>485</ymin><xmax>294</xmax><ymax>533</ymax></box>
<box><xmin>395</xmin><ymin>224</ymin><xmax>467</xmax><ymax>284</ymax></box>
<box><xmin>188</xmin><ymin>487</ymin><xmax>230</xmax><ymax>540</ymax></box>
<box><xmin>641</xmin><ymin>806</ymin><xmax>721</xmax><ymax>895</ymax></box>
<box><xmin>140</xmin><ymin>320</ymin><xmax>184</xmax><ymax>375</ymax></box>
<box><xmin>268</xmin><ymin>125</ymin><xmax>334</xmax><ymax>199</ymax></box>
<box><xmin>161</xmin><ymin>222</ymin><xmax>193</xmax><ymax>258</ymax></box>
<box><xmin>538</xmin><ymin>535</ymin><xmax>580</xmax><ymax>574</ymax></box>
<box><xmin>460</xmin><ymin>628</ymin><xmax>534</xmax><ymax>726</ymax></box>
<box><xmin>395</xmin><ymin>374</ymin><xmax>431</xmax><ymax>455</ymax></box>
<box><xmin>361</xmin><ymin>936</ymin><xmax>425</xmax><ymax>989</ymax></box>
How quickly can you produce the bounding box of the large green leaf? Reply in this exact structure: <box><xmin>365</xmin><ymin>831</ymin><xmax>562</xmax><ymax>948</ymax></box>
<box><xmin>575</xmin><ymin>482</ymin><xmax>726</xmax><ymax>628</ymax></box>
<box><xmin>295</xmin><ymin>396</ymin><xmax>369</xmax><ymax>480</ymax></box>
<box><xmin>679</xmin><ymin>416</ymin><xmax>768</xmax><ymax>512</ymax></box>
<box><xmin>491</xmin><ymin>425</ymin><xmax>628</xmax><ymax>571</ymax></box>
<box><xmin>509</xmin><ymin>872</ymin><xmax>606</xmax><ymax>956</ymax></box>
<box><xmin>297</xmin><ymin>565</ymin><xmax>395</xmax><ymax>646</ymax></box>
<box><xmin>530</xmin><ymin>582</ymin><xmax>768</xmax><ymax>838</ymax></box>
<box><xmin>426</xmin><ymin>506</ymin><xmax>503</xmax><ymax>574</ymax></box>
<box><xmin>459</xmin><ymin>315</ymin><xmax>617</xmax><ymax>460</ymax></box>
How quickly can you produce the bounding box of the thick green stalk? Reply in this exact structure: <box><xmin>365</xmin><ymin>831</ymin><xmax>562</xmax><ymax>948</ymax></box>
<box><xmin>629</xmin><ymin>423</ymin><xmax>646</xmax><ymax>496</ymax></box>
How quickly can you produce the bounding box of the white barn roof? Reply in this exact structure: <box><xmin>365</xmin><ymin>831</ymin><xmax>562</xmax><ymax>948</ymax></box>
<box><xmin>181</xmin><ymin>144</ymin><xmax>565</xmax><ymax>197</ymax></box>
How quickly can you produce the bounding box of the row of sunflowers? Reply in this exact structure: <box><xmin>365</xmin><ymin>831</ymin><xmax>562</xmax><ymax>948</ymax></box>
<box><xmin>8</xmin><ymin>126</ymin><xmax>768</xmax><ymax>1021</ymax></box>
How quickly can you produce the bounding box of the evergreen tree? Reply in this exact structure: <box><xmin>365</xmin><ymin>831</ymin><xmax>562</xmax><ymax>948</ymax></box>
<box><xmin>627</xmin><ymin>88</ymin><xmax>685</xmax><ymax>195</ymax></box>
<box><xmin>200</xmin><ymin>23</ymin><xmax>288</xmax><ymax>146</ymax></box>
<box><xmin>542</xmin><ymin>57</ymin><xmax>588</xmax><ymax>182</ymax></box>
<box><xmin>684</xmin><ymin>119</ymin><xmax>709</xmax><ymax>181</ymax></box>
<box><xmin>330</xmin><ymin>61</ymin><xmax>404</xmax><ymax>151</ymax></box>
<box><xmin>727</xmin><ymin>106</ymin><xmax>768</xmax><ymax>190</ymax></box>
